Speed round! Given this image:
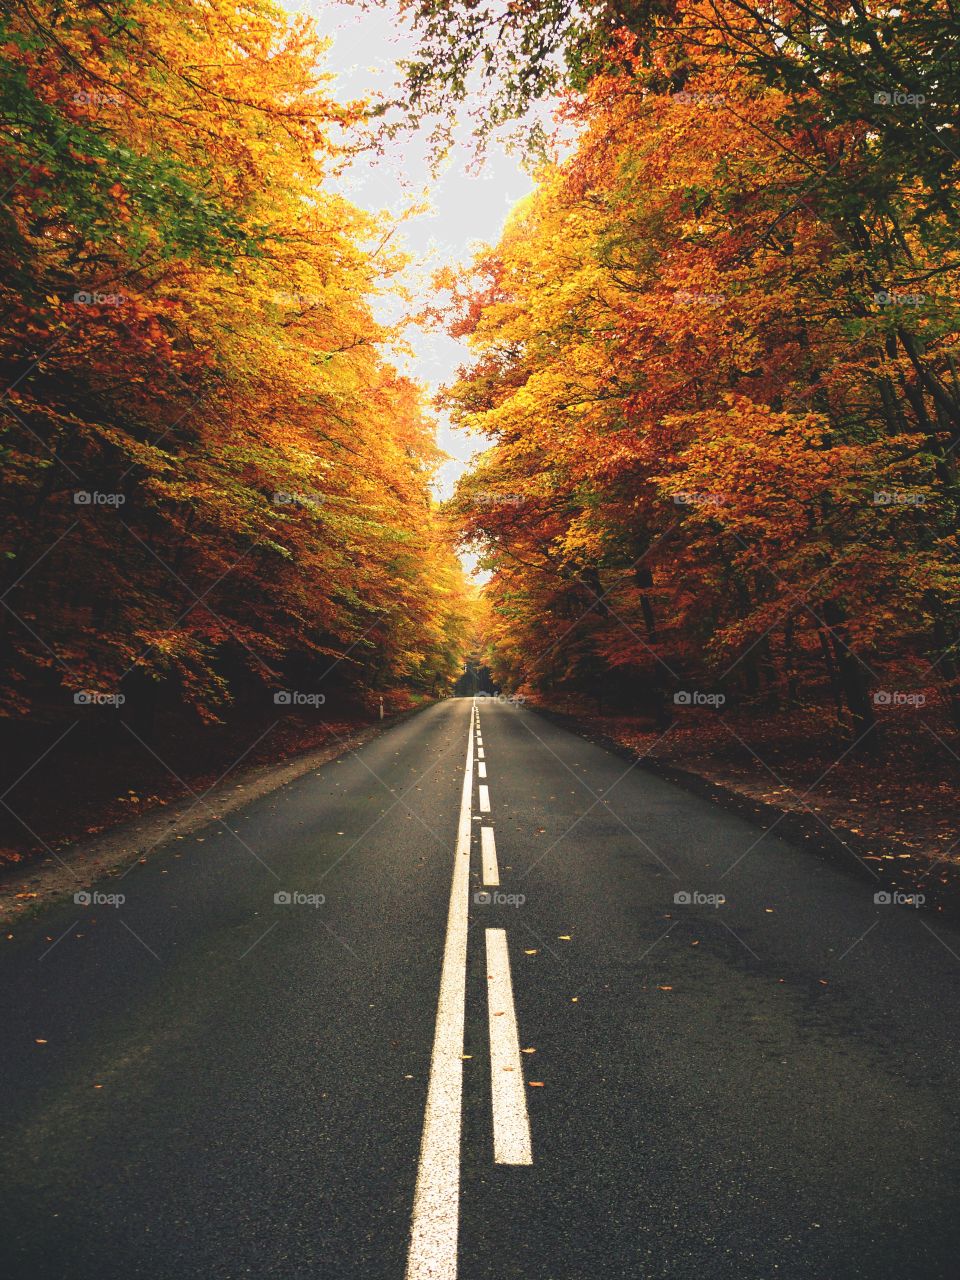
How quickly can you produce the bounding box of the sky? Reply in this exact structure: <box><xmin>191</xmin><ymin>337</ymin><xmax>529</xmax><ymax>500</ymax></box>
<box><xmin>280</xmin><ymin>0</ymin><xmax>538</xmax><ymax>500</ymax></box>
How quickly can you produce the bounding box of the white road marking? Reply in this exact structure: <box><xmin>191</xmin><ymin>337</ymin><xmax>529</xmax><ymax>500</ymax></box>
<box><xmin>478</xmin><ymin>784</ymin><xmax>490</xmax><ymax>812</ymax></box>
<box><xmin>480</xmin><ymin>827</ymin><xmax>499</xmax><ymax>886</ymax></box>
<box><xmin>485</xmin><ymin>929</ymin><xmax>533</xmax><ymax>1165</ymax></box>
<box><xmin>477</xmin><ymin>747</ymin><xmax>484</xmax><ymax>760</ymax></box>
<box><xmin>478</xmin><ymin>761</ymin><xmax>487</xmax><ymax>779</ymax></box>
<box><xmin>405</xmin><ymin>708</ymin><xmax>475</xmax><ymax>1280</ymax></box>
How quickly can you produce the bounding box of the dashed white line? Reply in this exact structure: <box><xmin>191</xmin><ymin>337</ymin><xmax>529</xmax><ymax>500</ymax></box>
<box><xmin>485</xmin><ymin>928</ymin><xmax>533</xmax><ymax>1165</ymax></box>
<box><xmin>405</xmin><ymin>706</ymin><xmax>475</xmax><ymax>1280</ymax></box>
<box><xmin>478</xmin><ymin>761</ymin><xmax>487</xmax><ymax>779</ymax></box>
<box><xmin>480</xmin><ymin>826</ymin><xmax>499</xmax><ymax>886</ymax></box>
<box><xmin>478</xmin><ymin>784</ymin><xmax>490</xmax><ymax>813</ymax></box>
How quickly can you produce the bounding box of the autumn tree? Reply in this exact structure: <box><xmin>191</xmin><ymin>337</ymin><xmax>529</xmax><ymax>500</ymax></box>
<box><xmin>0</xmin><ymin>0</ymin><xmax>467</xmax><ymax>727</ymax></box>
<box><xmin>443</xmin><ymin>9</ymin><xmax>960</xmax><ymax>745</ymax></box>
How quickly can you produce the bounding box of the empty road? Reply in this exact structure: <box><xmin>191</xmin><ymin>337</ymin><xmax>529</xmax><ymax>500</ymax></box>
<box><xmin>2</xmin><ymin>697</ymin><xmax>959</xmax><ymax>1279</ymax></box>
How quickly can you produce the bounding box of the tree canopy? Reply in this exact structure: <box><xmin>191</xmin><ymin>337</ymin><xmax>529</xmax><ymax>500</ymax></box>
<box><xmin>0</xmin><ymin>0</ymin><xmax>469</xmax><ymax>723</ymax></box>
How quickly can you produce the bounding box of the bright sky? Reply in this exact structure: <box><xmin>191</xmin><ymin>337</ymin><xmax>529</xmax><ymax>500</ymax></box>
<box><xmin>282</xmin><ymin>0</ymin><xmax>537</xmax><ymax>500</ymax></box>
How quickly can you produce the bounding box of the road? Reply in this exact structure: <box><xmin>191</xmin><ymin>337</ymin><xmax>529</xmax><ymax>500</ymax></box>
<box><xmin>1</xmin><ymin>696</ymin><xmax>959</xmax><ymax>1279</ymax></box>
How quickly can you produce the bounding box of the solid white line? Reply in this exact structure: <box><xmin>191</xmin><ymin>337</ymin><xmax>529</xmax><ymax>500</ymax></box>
<box><xmin>405</xmin><ymin>710</ymin><xmax>474</xmax><ymax>1280</ymax></box>
<box><xmin>480</xmin><ymin>827</ymin><xmax>499</xmax><ymax>886</ymax></box>
<box><xmin>477</xmin><ymin>761</ymin><xmax>487</xmax><ymax>779</ymax></box>
<box><xmin>485</xmin><ymin>929</ymin><xmax>533</xmax><ymax>1165</ymax></box>
<box><xmin>478</xmin><ymin>784</ymin><xmax>490</xmax><ymax>812</ymax></box>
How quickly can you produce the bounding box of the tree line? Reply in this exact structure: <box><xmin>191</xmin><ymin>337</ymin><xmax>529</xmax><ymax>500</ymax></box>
<box><xmin>425</xmin><ymin>0</ymin><xmax>960</xmax><ymax>747</ymax></box>
<box><xmin>0</xmin><ymin>0</ymin><xmax>468</xmax><ymax>734</ymax></box>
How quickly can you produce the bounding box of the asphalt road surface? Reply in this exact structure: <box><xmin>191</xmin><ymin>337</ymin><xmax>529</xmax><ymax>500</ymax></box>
<box><xmin>2</xmin><ymin>697</ymin><xmax>960</xmax><ymax>1279</ymax></box>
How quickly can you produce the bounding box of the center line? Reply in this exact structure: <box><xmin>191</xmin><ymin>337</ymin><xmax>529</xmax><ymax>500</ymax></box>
<box><xmin>485</xmin><ymin>928</ymin><xmax>533</xmax><ymax>1165</ymax></box>
<box><xmin>477</xmin><ymin>761</ymin><xmax>487</xmax><ymax>779</ymax></box>
<box><xmin>405</xmin><ymin>705</ymin><xmax>475</xmax><ymax>1280</ymax></box>
<box><xmin>480</xmin><ymin>827</ymin><xmax>499</xmax><ymax>886</ymax></box>
<box><xmin>478</xmin><ymin>784</ymin><xmax>490</xmax><ymax>812</ymax></box>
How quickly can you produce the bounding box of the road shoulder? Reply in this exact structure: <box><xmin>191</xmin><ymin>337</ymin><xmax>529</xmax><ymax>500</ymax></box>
<box><xmin>0</xmin><ymin>703</ymin><xmax>435</xmax><ymax>926</ymax></box>
<box><xmin>527</xmin><ymin>703</ymin><xmax>960</xmax><ymax>919</ymax></box>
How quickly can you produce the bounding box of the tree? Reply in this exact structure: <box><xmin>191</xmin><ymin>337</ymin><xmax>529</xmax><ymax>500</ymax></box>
<box><xmin>0</xmin><ymin>0</ymin><xmax>468</xmax><ymax>725</ymax></box>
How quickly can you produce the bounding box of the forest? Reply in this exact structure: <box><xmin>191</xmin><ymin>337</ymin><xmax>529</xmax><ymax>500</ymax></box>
<box><xmin>436</xmin><ymin>0</ymin><xmax>960</xmax><ymax>739</ymax></box>
<box><xmin>2</xmin><ymin>0</ymin><xmax>959</xmax><ymax>869</ymax></box>
<box><xmin>0</xmin><ymin>0</ymin><xmax>469</xmax><ymax>855</ymax></box>
<box><xmin>420</xmin><ymin>0</ymin><xmax>960</xmax><ymax>862</ymax></box>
